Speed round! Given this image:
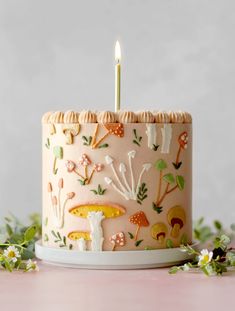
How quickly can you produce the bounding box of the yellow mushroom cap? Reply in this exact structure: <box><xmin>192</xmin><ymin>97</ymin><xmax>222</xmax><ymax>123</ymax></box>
<box><xmin>68</xmin><ymin>231</ymin><xmax>91</xmax><ymax>241</ymax></box>
<box><xmin>69</xmin><ymin>203</ymin><xmax>126</xmax><ymax>218</ymax></box>
<box><xmin>167</xmin><ymin>205</ymin><xmax>186</xmax><ymax>228</ymax></box>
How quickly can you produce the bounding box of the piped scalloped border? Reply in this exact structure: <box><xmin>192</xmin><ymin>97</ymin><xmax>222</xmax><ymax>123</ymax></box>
<box><xmin>42</xmin><ymin>110</ymin><xmax>192</xmax><ymax>124</ymax></box>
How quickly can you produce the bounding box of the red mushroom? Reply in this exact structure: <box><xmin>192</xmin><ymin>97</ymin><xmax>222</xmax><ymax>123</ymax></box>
<box><xmin>109</xmin><ymin>232</ymin><xmax>126</xmax><ymax>251</ymax></box>
<box><xmin>173</xmin><ymin>131</ymin><xmax>189</xmax><ymax>169</ymax></box>
<box><xmin>92</xmin><ymin>123</ymin><xmax>124</xmax><ymax>148</ymax></box>
<box><xmin>129</xmin><ymin>211</ymin><xmax>149</xmax><ymax>241</ymax></box>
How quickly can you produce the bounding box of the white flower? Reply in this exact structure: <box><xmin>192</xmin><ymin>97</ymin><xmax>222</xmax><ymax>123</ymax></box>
<box><xmin>198</xmin><ymin>249</ymin><xmax>213</xmax><ymax>266</ymax></box>
<box><xmin>204</xmin><ymin>264</ymin><xmax>216</xmax><ymax>276</ymax></box>
<box><xmin>26</xmin><ymin>259</ymin><xmax>39</xmax><ymax>272</ymax></box>
<box><xmin>183</xmin><ymin>263</ymin><xmax>190</xmax><ymax>271</ymax></box>
<box><xmin>3</xmin><ymin>246</ymin><xmax>20</xmax><ymax>263</ymax></box>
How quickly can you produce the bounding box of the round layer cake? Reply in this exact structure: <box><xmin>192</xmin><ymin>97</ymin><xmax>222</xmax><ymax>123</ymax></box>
<box><xmin>42</xmin><ymin>110</ymin><xmax>192</xmax><ymax>251</ymax></box>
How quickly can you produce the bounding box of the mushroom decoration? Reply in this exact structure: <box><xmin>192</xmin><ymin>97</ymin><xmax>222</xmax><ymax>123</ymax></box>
<box><xmin>52</xmin><ymin>146</ymin><xmax>63</xmax><ymax>174</ymax></box>
<box><xmin>69</xmin><ymin>203</ymin><xmax>126</xmax><ymax>251</ymax></box>
<box><xmin>92</xmin><ymin>123</ymin><xmax>124</xmax><ymax>149</ymax></box>
<box><xmin>173</xmin><ymin>132</ymin><xmax>188</xmax><ymax>169</ymax></box>
<box><xmin>151</xmin><ymin>223</ymin><xmax>168</xmax><ymax>244</ymax></box>
<box><xmin>129</xmin><ymin>211</ymin><xmax>149</xmax><ymax>241</ymax></box>
<box><xmin>62</xmin><ymin>124</ymin><xmax>80</xmax><ymax>144</ymax></box>
<box><xmin>48</xmin><ymin>179</ymin><xmax>75</xmax><ymax>228</ymax></box>
<box><xmin>109</xmin><ymin>232</ymin><xmax>126</xmax><ymax>251</ymax></box>
<box><xmin>68</xmin><ymin>231</ymin><xmax>91</xmax><ymax>251</ymax></box>
<box><xmin>167</xmin><ymin>205</ymin><xmax>186</xmax><ymax>238</ymax></box>
<box><xmin>65</xmin><ymin>156</ymin><xmax>103</xmax><ymax>185</ymax></box>
<box><xmin>104</xmin><ymin>151</ymin><xmax>151</xmax><ymax>201</ymax></box>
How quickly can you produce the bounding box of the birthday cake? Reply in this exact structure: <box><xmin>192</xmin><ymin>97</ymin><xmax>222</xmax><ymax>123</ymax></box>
<box><xmin>42</xmin><ymin>110</ymin><xmax>192</xmax><ymax>252</ymax></box>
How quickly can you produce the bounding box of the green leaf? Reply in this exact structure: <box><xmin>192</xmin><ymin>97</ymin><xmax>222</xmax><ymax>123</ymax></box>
<box><xmin>163</xmin><ymin>173</ymin><xmax>175</xmax><ymax>184</ymax></box>
<box><xmin>128</xmin><ymin>232</ymin><xmax>134</xmax><ymax>239</ymax></box>
<box><xmin>44</xmin><ymin>233</ymin><xmax>49</xmax><ymax>242</ymax></box>
<box><xmin>51</xmin><ymin>230</ymin><xmax>57</xmax><ymax>238</ymax></box>
<box><xmin>78</xmin><ymin>179</ymin><xmax>87</xmax><ymax>185</ymax></box>
<box><xmin>135</xmin><ymin>240</ymin><xmax>143</xmax><ymax>247</ymax></box>
<box><xmin>21</xmin><ymin>249</ymin><xmax>35</xmax><ymax>260</ymax></box>
<box><xmin>57</xmin><ymin>232</ymin><xmax>62</xmax><ymax>240</ymax></box>
<box><xmin>176</xmin><ymin>175</ymin><xmax>185</xmax><ymax>190</ymax></box>
<box><xmin>231</xmin><ymin>224</ymin><xmax>235</xmax><ymax>231</ymax></box>
<box><xmin>4</xmin><ymin>259</ymin><xmax>13</xmax><ymax>272</ymax></box>
<box><xmin>53</xmin><ymin>146</ymin><xmax>63</xmax><ymax>159</ymax></box>
<box><xmin>169</xmin><ymin>266</ymin><xmax>179</xmax><ymax>274</ymax></box>
<box><xmin>152</xmin><ymin>202</ymin><xmax>163</xmax><ymax>214</ymax></box>
<box><xmin>154</xmin><ymin>159</ymin><xmax>167</xmax><ymax>171</ymax></box>
<box><xmin>133</xmin><ymin>129</ymin><xmax>137</xmax><ymax>139</ymax></box>
<box><xmin>214</xmin><ymin>220</ymin><xmax>222</xmax><ymax>231</ymax></box>
<box><xmin>24</xmin><ymin>225</ymin><xmax>37</xmax><ymax>242</ymax></box>
<box><xmin>82</xmin><ymin>136</ymin><xmax>88</xmax><ymax>142</ymax></box>
<box><xmin>44</xmin><ymin>217</ymin><xmax>48</xmax><ymax>226</ymax></box>
<box><xmin>90</xmin><ymin>189</ymin><xmax>98</xmax><ymax>195</ymax></box>
<box><xmin>98</xmin><ymin>143</ymin><xmax>109</xmax><ymax>148</ymax></box>
<box><xmin>166</xmin><ymin>239</ymin><xmax>174</xmax><ymax>248</ymax></box>
<box><xmin>6</xmin><ymin>223</ymin><xmax>13</xmax><ymax>236</ymax></box>
<box><xmin>180</xmin><ymin>233</ymin><xmax>188</xmax><ymax>245</ymax></box>
<box><xmin>152</xmin><ymin>144</ymin><xmax>159</xmax><ymax>151</ymax></box>
<box><xmin>133</xmin><ymin>140</ymin><xmax>140</xmax><ymax>146</ymax></box>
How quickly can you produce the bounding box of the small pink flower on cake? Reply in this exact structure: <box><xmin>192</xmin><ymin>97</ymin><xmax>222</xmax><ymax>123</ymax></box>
<box><xmin>3</xmin><ymin>246</ymin><xmax>20</xmax><ymax>263</ymax></box>
<box><xmin>79</xmin><ymin>154</ymin><xmax>92</xmax><ymax>166</ymax></box>
<box><xmin>65</xmin><ymin>160</ymin><xmax>76</xmax><ymax>173</ymax></box>
<box><xmin>93</xmin><ymin>163</ymin><xmax>103</xmax><ymax>172</ymax></box>
<box><xmin>173</xmin><ymin>131</ymin><xmax>189</xmax><ymax>170</ymax></box>
<box><xmin>65</xmin><ymin>155</ymin><xmax>104</xmax><ymax>185</ymax></box>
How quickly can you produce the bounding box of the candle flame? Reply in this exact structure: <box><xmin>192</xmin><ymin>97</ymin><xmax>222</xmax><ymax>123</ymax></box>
<box><xmin>115</xmin><ymin>41</ymin><xmax>121</xmax><ymax>63</ymax></box>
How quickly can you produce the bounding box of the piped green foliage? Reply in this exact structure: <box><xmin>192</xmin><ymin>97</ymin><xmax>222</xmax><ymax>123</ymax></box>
<box><xmin>133</xmin><ymin>129</ymin><xmax>142</xmax><ymax>147</ymax></box>
<box><xmin>90</xmin><ymin>184</ymin><xmax>107</xmax><ymax>195</ymax></box>
<box><xmin>137</xmin><ymin>182</ymin><xmax>148</xmax><ymax>205</ymax></box>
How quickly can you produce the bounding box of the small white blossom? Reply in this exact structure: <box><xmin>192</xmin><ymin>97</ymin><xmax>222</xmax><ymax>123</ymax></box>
<box><xmin>26</xmin><ymin>259</ymin><xmax>39</xmax><ymax>272</ymax></box>
<box><xmin>3</xmin><ymin>246</ymin><xmax>20</xmax><ymax>263</ymax></box>
<box><xmin>183</xmin><ymin>263</ymin><xmax>190</xmax><ymax>271</ymax></box>
<box><xmin>198</xmin><ymin>249</ymin><xmax>213</xmax><ymax>266</ymax></box>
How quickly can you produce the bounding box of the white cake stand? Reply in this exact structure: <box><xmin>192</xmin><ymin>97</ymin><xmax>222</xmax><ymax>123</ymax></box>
<box><xmin>35</xmin><ymin>240</ymin><xmax>197</xmax><ymax>269</ymax></box>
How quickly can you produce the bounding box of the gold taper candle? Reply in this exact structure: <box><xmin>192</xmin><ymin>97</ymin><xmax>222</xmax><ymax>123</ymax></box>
<box><xmin>115</xmin><ymin>41</ymin><xmax>121</xmax><ymax>112</ymax></box>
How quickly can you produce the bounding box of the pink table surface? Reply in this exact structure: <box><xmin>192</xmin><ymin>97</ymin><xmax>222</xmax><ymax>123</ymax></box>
<box><xmin>0</xmin><ymin>262</ymin><xmax>234</xmax><ymax>311</ymax></box>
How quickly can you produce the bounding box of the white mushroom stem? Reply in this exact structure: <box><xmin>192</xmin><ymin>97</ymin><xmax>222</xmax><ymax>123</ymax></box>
<box><xmin>77</xmin><ymin>238</ymin><xmax>87</xmax><ymax>251</ymax></box>
<box><xmin>146</xmin><ymin>124</ymin><xmax>157</xmax><ymax>149</ymax></box>
<box><xmin>128</xmin><ymin>151</ymin><xmax>136</xmax><ymax>197</ymax></box>
<box><xmin>136</xmin><ymin>163</ymin><xmax>152</xmax><ymax>195</ymax></box>
<box><xmin>161</xmin><ymin>124</ymin><xmax>172</xmax><ymax>154</ymax></box>
<box><xmin>88</xmin><ymin>211</ymin><xmax>105</xmax><ymax>251</ymax></box>
<box><xmin>104</xmin><ymin>177</ymin><xmax>130</xmax><ymax>200</ymax></box>
<box><xmin>119</xmin><ymin>163</ymin><xmax>132</xmax><ymax>193</ymax></box>
<box><xmin>105</xmin><ymin>155</ymin><xmax>128</xmax><ymax>194</ymax></box>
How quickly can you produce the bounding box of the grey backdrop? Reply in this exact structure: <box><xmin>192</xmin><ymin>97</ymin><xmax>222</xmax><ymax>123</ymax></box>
<box><xmin>0</xmin><ymin>0</ymin><xmax>234</xmax><ymax>226</ymax></box>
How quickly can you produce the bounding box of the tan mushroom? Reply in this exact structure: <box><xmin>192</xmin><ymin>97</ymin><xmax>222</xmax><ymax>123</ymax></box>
<box><xmin>129</xmin><ymin>211</ymin><xmax>149</xmax><ymax>241</ymax></box>
<box><xmin>151</xmin><ymin>223</ymin><xmax>168</xmax><ymax>244</ymax></box>
<box><xmin>62</xmin><ymin>123</ymin><xmax>80</xmax><ymax>144</ymax></box>
<box><xmin>92</xmin><ymin>123</ymin><xmax>124</xmax><ymax>149</ymax></box>
<box><xmin>69</xmin><ymin>203</ymin><xmax>126</xmax><ymax>251</ymax></box>
<box><xmin>167</xmin><ymin>205</ymin><xmax>186</xmax><ymax>238</ymax></box>
<box><xmin>68</xmin><ymin>231</ymin><xmax>91</xmax><ymax>251</ymax></box>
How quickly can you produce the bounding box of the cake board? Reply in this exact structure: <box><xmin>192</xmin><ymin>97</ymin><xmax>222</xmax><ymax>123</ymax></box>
<box><xmin>35</xmin><ymin>240</ymin><xmax>198</xmax><ymax>270</ymax></box>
